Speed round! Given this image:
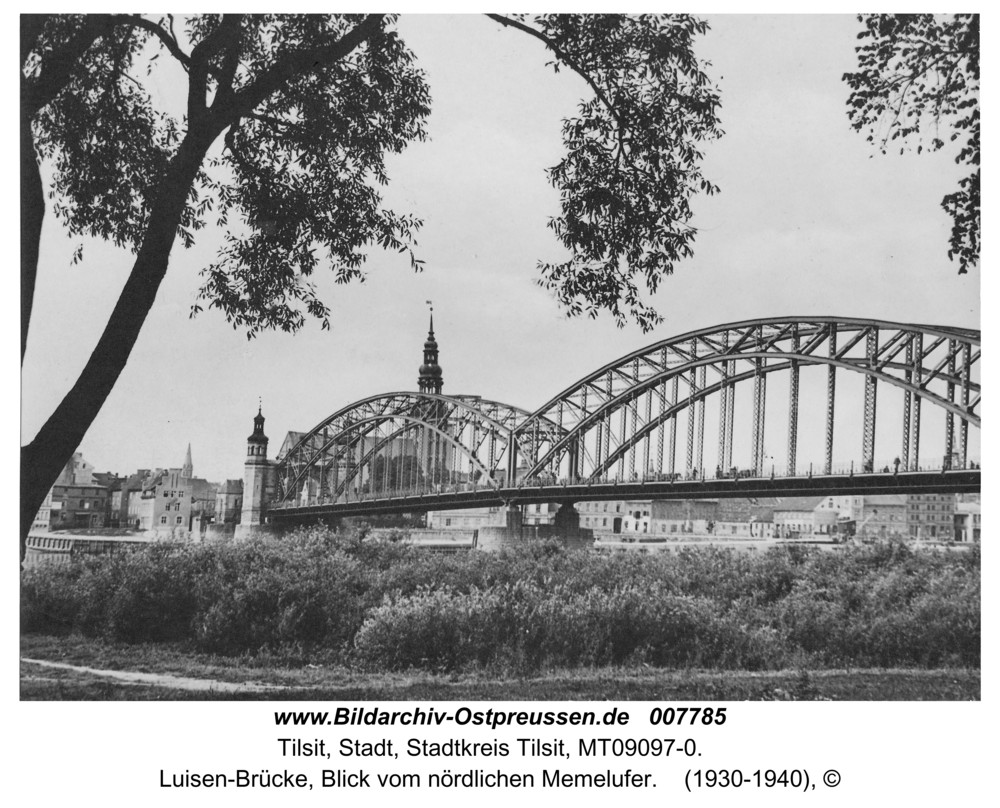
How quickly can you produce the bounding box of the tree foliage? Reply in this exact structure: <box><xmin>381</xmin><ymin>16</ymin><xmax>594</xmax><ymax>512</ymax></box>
<box><xmin>490</xmin><ymin>15</ymin><xmax>722</xmax><ymax>329</ymax></box>
<box><xmin>30</xmin><ymin>14</ymin><xmax>431</xmax><ymax>337</ymax></box>
<box><xmin>20</xmin><ymin>13</ymin><xmax>721</xmax><ymax>551</ymax></box>
<box><xmin>843</xmin><ymin>14</ymin><xmax>979</xmax><ymax>273</ymax></box>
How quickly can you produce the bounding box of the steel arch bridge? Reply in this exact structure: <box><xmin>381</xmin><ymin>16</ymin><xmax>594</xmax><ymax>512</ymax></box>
<box><xmin>270</xmin><ymin>317</ymin><xmax>980</xmax><ymax>521</ymax></box>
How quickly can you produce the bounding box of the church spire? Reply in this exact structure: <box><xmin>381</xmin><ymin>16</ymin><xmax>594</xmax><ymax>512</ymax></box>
<box><xmin>182</xmin><ymin>442</ymin><xmax>193</xmax><ymax>479</ymax></box>
<box><xmin>418</xmin><ymin>302</ymin><xmax>443</xmax><ymax>395</ymax></box>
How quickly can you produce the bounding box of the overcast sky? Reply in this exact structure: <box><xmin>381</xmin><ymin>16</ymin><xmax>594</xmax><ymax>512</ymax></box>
<box><xmin>20</xmin><ymin>14</ymin><xmax>980</xmax><ymax>483</ymax></box>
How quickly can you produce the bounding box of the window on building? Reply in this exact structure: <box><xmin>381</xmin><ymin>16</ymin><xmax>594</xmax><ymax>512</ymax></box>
<box><xmin>163</xmin><ymin>491</ymin><xmax>168</xmax><ymax>497</ymax></box>
<box><xmin>180</xmin><ymin>491</ymin><xmax>185</xmax><ymax>497</ymax></box>
<box><xmin>445</xmin><ymin>518</ymin><xmax>451</xmax><ymax>526</ymax></box>
<box><xmin>602</xmin><ymin>518</ymin><xmax>607</xmax><ymax>527</ymax></box>
<box><xmin>176</xmin><ymin>516</ymin><xmax>183</xmax><ymax>524</ymax></box>
<box><xmin>160</xmin><ymin>515</ymin><xmax>167</xmax><ymax>524</ymax></box>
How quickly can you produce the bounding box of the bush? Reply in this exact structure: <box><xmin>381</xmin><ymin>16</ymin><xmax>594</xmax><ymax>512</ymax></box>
<box><xmin>20</xmin><ymin>531</ymin><xmax>980</xmax><ymax>672</ymax></box>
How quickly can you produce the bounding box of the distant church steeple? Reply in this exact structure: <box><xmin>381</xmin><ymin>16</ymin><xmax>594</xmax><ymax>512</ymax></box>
<box><xmin>418</xmin><ymin>303</ymin><xmax>443</xmax><ymax>395</ymax></box>
<box><xmin>182</xmin><ymin>443</ymin><xmax>193</xmax><ymax>479</ymax></box>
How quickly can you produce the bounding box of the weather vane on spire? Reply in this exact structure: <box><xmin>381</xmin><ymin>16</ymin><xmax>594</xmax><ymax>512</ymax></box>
<box><xmin>426</xmin><ymin>299</ymin><xmax>433</xmax><ymax>315</ymax></box>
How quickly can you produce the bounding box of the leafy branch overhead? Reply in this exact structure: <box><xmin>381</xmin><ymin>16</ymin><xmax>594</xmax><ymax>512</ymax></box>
<box><xmin>33</xmin><ymin>14</ymin><xmax>721</xmax><ymax>338</ymax></box>
<box><xmin>490</xmin><ymin>15</ymin><xmax>723</xmax><ymax>330</ymax></box>
<box><xmin>844</xmin><ymin>13</ymin><xmax>979</xmax><ymax>274</ymax></box>
<box><xmin>31</xmin><ymin>14</ymin><xmax>431</xmax><ymax>338</ymax></box>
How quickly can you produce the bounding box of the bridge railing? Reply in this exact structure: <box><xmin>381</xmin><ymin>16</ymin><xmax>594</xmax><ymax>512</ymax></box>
<box><xmin>515</xmin><ymin>456</ymin><xmax>981</xmax><ymax>488</ymax></box>
<box><xmin>274</xmin><ymin>455</ymin><xmax>980</xmax><ymax>510</ymax></box>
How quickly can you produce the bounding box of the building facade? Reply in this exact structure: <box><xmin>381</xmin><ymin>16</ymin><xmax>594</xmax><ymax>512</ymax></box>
<box><xmin>138</xmin><ymin>469</ymin><xmax>192</xmax><ymax>535</ymax></box>
<box><xmin>954</xmin><ymin>501</ymin><xmax>981</xmax><ymax>542</ymax></box>
<box><xmin>48</xmin><ymin>483</ymin><xmax>109</xmax><ymax>529</ymax></box>
<box><xmin>906</xmin><ymin>494</ymin><xmax>956</xmax><ymax>539</ymax></box>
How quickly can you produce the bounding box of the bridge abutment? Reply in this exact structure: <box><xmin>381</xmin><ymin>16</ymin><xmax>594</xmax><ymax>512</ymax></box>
<box><xmin>476</xmin><ymin>503</ymin><xmax>594</xmax><ymax>552</ymax></box>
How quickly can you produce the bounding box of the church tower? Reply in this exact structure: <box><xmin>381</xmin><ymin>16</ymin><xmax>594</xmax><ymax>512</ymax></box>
<box><xmin>237</xmin><ymin>405</ymin><xmax>271</xmax><ymax>535</ymax></box>
<box><xmin>181</xmin><ymin>443</ymin><xmax>193</xmax><ymax>480</ymax></box>
<box><xmin>418</xmin><ymin>309</ymin><xmax>443</xmax><ymax>394</ymax></box>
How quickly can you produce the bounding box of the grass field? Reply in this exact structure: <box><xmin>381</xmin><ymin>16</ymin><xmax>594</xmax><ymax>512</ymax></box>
<box><xmin>20</xmin><ymin>636</ymin><xmax>980</xmax><ymax>701</ymax></box>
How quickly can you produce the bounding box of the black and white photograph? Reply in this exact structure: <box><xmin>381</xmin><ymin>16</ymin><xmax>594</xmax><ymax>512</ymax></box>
<box><xmin>18</xmin><ymin>6</ymin><xmax>981</xmax><ymax>770</ymax></box>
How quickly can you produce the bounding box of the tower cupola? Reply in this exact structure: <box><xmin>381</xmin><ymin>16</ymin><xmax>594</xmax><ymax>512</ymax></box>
<box><xmin>247</xmin><ymin>404</ymin><xmax>269</xmax><ymax>457</ymax></box>
<box><xmin>418</xmin><ymin>308</ymin><xmax>443</xmax><ymax>395</ymax></box>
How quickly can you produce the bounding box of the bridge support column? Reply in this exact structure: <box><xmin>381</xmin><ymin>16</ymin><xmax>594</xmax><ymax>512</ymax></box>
<box><xmin>862</xmin><ymin>328</ymin><xmax>879</xmax><ymax>472</ymax></box>
<box><xmin>825</xmin><ymin>324</ymin><xmax>837</xmax><ymax>474</ymax></box>
<box><xmin>476</xmin><ymin>503</ymin><xmax>594</xmax><ymax>552</ymax></box>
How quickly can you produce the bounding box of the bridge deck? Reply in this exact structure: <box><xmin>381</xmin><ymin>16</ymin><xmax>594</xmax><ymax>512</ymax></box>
<box><xmin>269</xmin><ymin>468</ymin><xmax>979</xmax><ymax>523</ymax></box>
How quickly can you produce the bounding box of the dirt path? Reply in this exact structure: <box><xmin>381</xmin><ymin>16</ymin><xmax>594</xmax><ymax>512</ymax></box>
<box><xmin>20</xmin><ymin>657</ymin><xmax>291</xmax><ymax>693</ymax></box>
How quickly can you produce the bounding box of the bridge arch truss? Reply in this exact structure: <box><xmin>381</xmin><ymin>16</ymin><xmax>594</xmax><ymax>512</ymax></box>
<box><xmin>272</xmin><ymin>317</ymin><xmax>979</xmax><ymax>512</ymax></box>
<box><xmin>274</xmin><ymin>392</ymin><xmax>565</xmax><ymax>506</ymax></box>
<box><xmin>515</xmin><ymin>317</ymin><xmax>980</xmax><ymax>484</ymax></box>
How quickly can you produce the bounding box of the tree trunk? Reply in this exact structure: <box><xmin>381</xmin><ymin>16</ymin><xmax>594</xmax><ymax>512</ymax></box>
<box><xmin>21</xmin><ymin>81</ymin><xmax>44</xmax><ymax>366</ymax></box>
<box><xmin>20</xmin><ymin>129</ymin><xmax>215</xmax><ymax>560</ymax></box>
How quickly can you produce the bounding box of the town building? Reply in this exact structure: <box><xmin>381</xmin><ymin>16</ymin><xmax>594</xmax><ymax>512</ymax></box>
<box><xmin>189</xmin><ymin>477</ymin><xmax>218</xmax><ymax>524</ymax></box>
<box><xmin>650</xmin><ymin>499</ymin><xmax>717</xmax><ymax>536</ymax></box>
<box><xmin>49</xmin><ymin>482</ymin><xmax>109</xmax><ymax>529</ymax></box>
<box><xmin>853</xmin><ymin>494</ymin><xmax>908</xmax><ymax>539</ymax></box>
<box><xmin>215</xmin><ymin>479</ymin><xmax>244</xmax><ymax>526</ymax></box>
<box><xmin>954</xmin><ymin>501</ymin><xmax>981</xmax><ymax>542</ymax></box>
<box><xmin>138</xmin><ymin>469</ymin><xmax>192</xmax><ymax>536</ymax></box>
<box><xmin>427</xmin><ymin>507</ymin><xmax>503</xmax><ymax>530</ymax></box>
<box><xmin>31</xmin><ymin>489</ymin><xmax>53</xmax><ymax>532</ymax></box>
<box><xmin>57</xmin><ymin>452</ymin><xmax>95</xmax><ymax>486</ymax></box>
<box><xmin>906</xmin><ymin>494</ymin><xmax>955</xmax><ymax>540</ymax></box>
<box><xmin>577</xmin><ymin>500</ymin><xmax>628</xmax><ymax>533</ymax></box>
<box><xmin>772</xmin><ymin>496</ymin><xmax>829</xmax><ymax>537</ymax></box>
<box><xmin>122</xmin><ymin>470</ymin><xmax>151</xmax><ymax>528</ymax></box>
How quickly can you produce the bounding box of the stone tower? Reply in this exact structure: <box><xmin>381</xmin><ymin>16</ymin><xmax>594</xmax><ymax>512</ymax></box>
<box><xmin>418</xmin><ymin>311</ymin><xmax>443</xmax><ymax>394</ymax></box>
<box><xmin>237</xmin><ymin>405</ymin><xmax>270</xmax><ymax>536</ymax></box>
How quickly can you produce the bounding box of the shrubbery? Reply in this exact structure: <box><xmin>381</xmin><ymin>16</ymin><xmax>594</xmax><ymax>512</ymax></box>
<box><xmin>20</xmin><ymin>529</ymin><xmax>980</xmax><ymax>672</ymax></box>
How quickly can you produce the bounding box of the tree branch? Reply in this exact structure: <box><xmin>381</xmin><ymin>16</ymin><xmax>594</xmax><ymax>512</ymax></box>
<box><xmin>221</xmin><ymin>14</ymin><xmax>385</xmax><ymax>122</ymax></box>
<box><xmin>485</xmin><ymin>14</ymin><xmax>621</xmax><ymax>128</ymax></box>
<box><xmin>20</xmin><ymin>14</ymin><xmax>49</xmax><ymax>66</ymax></box>
<box><xmin>22</xmin><ymin>15</ymin><xmax>114</xmax><ymax>117</ymax></box>
<box><xmin>211</xmin><ymin>16</ymin><xmax>245</xmax><ymax>112</ymax></box>
<box><xmin>123</xmin><ymin>14</ymin><xmax>192</xmax><ymax>69</ymax></box>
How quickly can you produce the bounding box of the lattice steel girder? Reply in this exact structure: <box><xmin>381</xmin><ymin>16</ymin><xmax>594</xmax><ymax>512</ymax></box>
<box><xmin>944</xmin><ymin>340</ymin><xmax>957</xmax><ymax>464</ymax></box>
<box><xmin>523</xmin><ymin>345</ymin><xmax>981</xmax><ymax>481</ymax></box>
<box><xmin>330</xmin><ymin>420</ymin><xmax>492</xmax><ymax>499</ymax></box>
<box><xmin>276</xmin><ymin>393</ymin><xmax>524</xmax><ymax>503</ymax></box>
<box><xmin>751</xmin><ymin>357</ymin><xmax>766</xmax><ymax>476</ymax></box>
<box><xmin>902</xmin><ymin>339</ymin><xmax>913</xmax><ymax>467</ymax></box>
<box><xmin>522</xmin><ymin>317</ymin><xmax>978</xmax><ymax>434</ymax></box>
<box><xmin>788</xmin><ymin>326</ymin><xmax>800</xmax><ymax>475</ymax></box>
<box><xmin>862</xmin><ymin>328</ymin><xmax>879</xmax><ymax>468</ymax></box>
<box><xmin>960</xmin><ymin>342</ymin><xmax>971</xmax><ymax>468</ymax></box>
<box><xmin>911</xmin><ymin>333</ymin><xmax>923</xmax><ymax>470</ymax></box>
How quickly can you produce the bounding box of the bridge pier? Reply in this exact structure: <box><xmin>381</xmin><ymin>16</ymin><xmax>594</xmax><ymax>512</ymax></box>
<box><xmin>476</xmin><ymin>503</ymin><xmax>594</xmax><ymax>552</ymax></box>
